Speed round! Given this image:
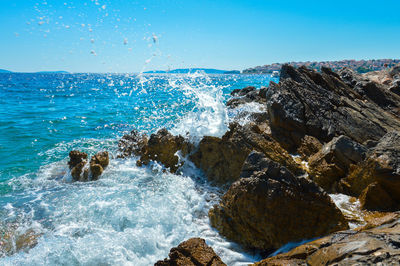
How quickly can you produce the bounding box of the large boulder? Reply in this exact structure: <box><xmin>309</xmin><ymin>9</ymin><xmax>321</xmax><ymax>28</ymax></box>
<box><xmin>137</xmin><ymin>129</ymin><xmax>193</xmax><ymax>173</ymax></box>
<box><xmin>208</xmin><ymin>151</ymin><xmax>348</xmax><ymax>252</ymax></box>
<box><xmin>155</xmin><ymin>238</ymin><xmax>226</xmax><ymax>266</ymax></box>
<box><xmin>340</xmin><ymin>131</ymin><xmax>400</xmax><ymax>211</ymax></box>
<box><xmin>308</xmin><ymin>135</ymin><xmax>367</xmax><ymax>192</ymax></box>
<box><xmin>190</xmin><ymin>123</ymin><xmax>300</xmax><ymax>184</ymax></box>
<box><xmin>265</xmin><ymin>65</ymin><xmax>400</xmax><ymax>151</ymax></box>
<box><xmin>253</xmin><ymin>213</ymin><xmax>400</xmax><ymax>265</ymax></box>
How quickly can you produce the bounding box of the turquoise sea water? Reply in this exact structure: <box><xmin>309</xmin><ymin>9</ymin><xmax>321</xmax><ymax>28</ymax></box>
<box><xmin>0</xmin><ymin>72</ymin><xmax>275</xmax><ymax>265</ymax></box>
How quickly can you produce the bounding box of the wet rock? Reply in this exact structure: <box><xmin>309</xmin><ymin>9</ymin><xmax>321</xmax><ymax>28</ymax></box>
<box><xmin>155</xmin><ymin>238</ymin><xmax>226</xmax><ymax>266</ymax></box>
<box><xmin>253</xmin><ymin>213</ymin><xmax>400</xmax><ymax>265</ymax></box>
<box><xmin>340</xmin><ymin>131</ymin><xmax>400</xmax><ymax>210</ymax></box>
<box><xmin>137</xmin><ymin>129</ymin><xmax>192</xmax><ymax>173</ymax></box>
<box><xmin>359</xmin><ymin>182</ymin><xmax>396</xmax><ymax>211</ymax></box>
<box><xmin>308</xmin><ymin>135</ymin><xmax>367</xmax><ymax>192</ymax></box>
<box><xmin>68</xmin><ymin>150</ymin><xmax>88</xmax><ymax>181</ymax></box>
<box><xmin>68</xmin><ymin>150</ymin><xmax>109</xmax><ymax>181</ymax></box>
<box><xmin>209</xmin><ymin>152</ymin><xmax>348</xmax><ymax>251</ymax></box>
<box><xmin>118</xmin><ymin>129</ymin><xmax>148</xmax><ymax>158</ymax></box>
<box><xmin>89</xmin><ymin>151</ymin><xmax>109</xmax><ymax>180</ymax></box>
<box><xmin>190</xmin><ymin>123</ymin><xmax>300</xmax><ymax>185</ymax></box>
<box><xmin>265</xmin><ymin>64</ymin><xmax>400</xmax><ymax>151</ymax></box>
<box><xmin>227</xmin><ymin>86</ymin><xmax>266</xmax><ymax>108</ymax></box>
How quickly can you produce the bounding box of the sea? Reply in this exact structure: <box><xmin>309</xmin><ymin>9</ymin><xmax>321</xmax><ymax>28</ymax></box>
<box><xmin>0</xmin><ymin>72</ymin><xmax>276</xmax><ymax>265</ymax></box>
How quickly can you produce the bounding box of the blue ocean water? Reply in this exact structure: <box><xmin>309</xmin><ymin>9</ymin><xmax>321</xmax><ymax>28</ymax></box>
<box><xmin>0</xmin><ymin>72</ymin><xmax>275</xmax><ymax>265</ymax></box>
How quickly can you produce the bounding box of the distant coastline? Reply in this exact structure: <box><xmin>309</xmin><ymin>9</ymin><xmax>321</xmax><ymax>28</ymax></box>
<box><xmin>0</xmin><ymin>69</ymin><xmax>70</xmax><ymax>74</ymax></box>
<box><xmin>243</xmin><ymin>59</ymin><xmax>400</xmax><ymax>74</ymax></box>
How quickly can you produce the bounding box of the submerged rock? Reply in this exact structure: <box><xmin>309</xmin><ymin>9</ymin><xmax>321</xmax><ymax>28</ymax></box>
<box><xmin>209</xmin><ymin>152</ymin><xmax>348</xmax><ymax>252</ymax></box>
<box><xmin>253</xmin><ymin>213</ymin><xmax>400</xmax><ymax>265</ymax></box>
<box><xmin>266</xmin><ymin>64</ymin><xmax>400</xmax><ymax>151</ymax></box>
<box><xmin>341</xmin><ymin>131</ymin><xmax>400</xmax><ymax>211</ymax></box>
<box><xmin>154</xmin><ymin>238</ymin><xmax>226</xmax><ymax>266</ymax></box>
<box><xmin>0</xmin><ymin>225</ymin><xmax>41</xmax><ymax>257</ymax></box>
<box><xmin>190</xmin><ymin>123</ymin><xmax>300</xmax><ymax>184</ymax></box>
<box><xmin>308</xmin><ymin>135</ymin><xmax>367</xmax><ymax>192</ymax></box>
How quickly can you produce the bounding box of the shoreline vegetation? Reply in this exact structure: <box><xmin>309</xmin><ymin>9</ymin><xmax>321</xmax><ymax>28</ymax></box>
<box><xmin>3</xmin><ymin>61</ymin><xmax>400</xmax><ymax>264</ymax></box>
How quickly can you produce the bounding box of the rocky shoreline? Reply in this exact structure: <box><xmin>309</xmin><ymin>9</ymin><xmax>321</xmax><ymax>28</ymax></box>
<box><xmin>137</xmin><ymin>63</ymin><xmax>400</xmax><ymax>265</ymax></box>
<box><xmin>4</xmin><ymin>63</ymin><xmax>400</xmax><ymax>264</ymax></box>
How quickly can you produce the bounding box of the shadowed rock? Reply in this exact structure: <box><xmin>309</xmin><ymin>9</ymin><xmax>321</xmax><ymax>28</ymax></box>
<box><xmin>155</xmin><ymin>238</ymin><xmax>226</xmax><ymax>266</ymax></box>
<box><xmin>209</xmin><ymin>151</ymin><xmax>348</xmax><ymax>252</ymax></box>
<box><xmin>118</xmin><ymin>129</ymin><xmax>148</xmax><ymax>158</ymax></box>
<box><xmin>253</xmin><ymin>213</ymin><xmax>400</xmax><ymax>265</ymax></box>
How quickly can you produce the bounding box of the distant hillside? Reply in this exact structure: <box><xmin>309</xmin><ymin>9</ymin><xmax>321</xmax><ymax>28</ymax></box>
<box><xmin>144</xmin><ymin>68</ymin><xmax>239</xmax><ymax>74</ymax></box>
<box><xmin>0</xmin><ymin>69</ymin><xmax>12</xmax><ymax>73</ymax></box>
<box><xmin>243</xmin><ymin>59</ymin><xmax>400</xmax><ymax>74</ymax></box>
<box><xmin>36</xmin><ymin>71</ymin><xmax>70</xmax><ymax>74</ymax></box>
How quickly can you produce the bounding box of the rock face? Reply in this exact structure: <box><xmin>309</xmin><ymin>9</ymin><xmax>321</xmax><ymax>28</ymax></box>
<box><xmin>308</xmin><ymin>135</ymin><xmax>367</xmax><ymax>192</ymax></box>
<box><xmin>253</xmin><ymin>213</ymin><xmax>400</xmax><ymax>265</ymax></box>
<box><xmin>265</xmin><ymin>65</ymin><xmax>400</xmax><ymax>151</ymax></box>
<box><xmin>137</xmin><ymin>129</ymin><xmax>192</xmax><ymax>173</ymax></box>
<box><xmin>341</xmin><ymin>131</ymin><xmax>400</xmax><ymax>211</ymax></box>
<box><xmin>208</xmin><ymin>151</ymin><xmax>348</xmax><ymax>251</ymax></box>
<box><xmin>190</xmin><ymin>123</ymin><xmax>300</xmax><ymax>184</ymax></box>
<box><xmin>68</xmin><ymin>150</ymin><xmax>109</xmax><ymax>181</ymax></box>
<box><xmin>155</xmin><ymin>238</ymin><xmax>226</xmax><ymax>266</ymax></box>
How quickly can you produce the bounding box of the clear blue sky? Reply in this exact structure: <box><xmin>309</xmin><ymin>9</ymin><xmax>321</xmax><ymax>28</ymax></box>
<box><xmin>1</xmin><ymin>0</ymin><xmax>399</xmax><ymax>73</ymax></box>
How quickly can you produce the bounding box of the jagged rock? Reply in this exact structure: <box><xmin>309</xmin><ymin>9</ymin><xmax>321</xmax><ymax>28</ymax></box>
<box><xmin>68</xmin><ymin>150</ymin><xmax>109</xmax><ymax>181</ymax></box>
<box><xmin>296</xmin><ymin>135</ymin><xmax>322</xmax><ymax>159</ymax></box>
<box><xmin>154</xmin><ymin>238</ymin><xmax>226</xmax><ymax>266</ymax></box>
<box><xmin>89</xmin><ymin>151</ymin><xmax>109</xmax><ymax>180</ymax></box>
<box><xmin>68</xmin><ymin>150</ymin><xmax>88</xmax><ymax>181</ymax></box>
<box><xmin>253</xmin><ymin>213</ymin><xmax>400</xmax><ymax>265</ymax></box>
<box><xmin>118</xmin><ymin>129</ymin><xmax>148</xmax><ymax>158</ymax></box>
<box><xmin>265</xmin><ymin>64</ymin><xmax>400</xmax><ymax>151</ymax></box>
<box><xmin>308</xmin><ymin>135</ymin><xmax>367</xmax><ymax>192</ymax></box>
<box><xmin>226</xmin><ymin>86</ymin><xmax>266</xmax><ymax>108</ymax></box>
<box><xmin>190</xmin><ymin>123</ymin><xmax>300</xmax><ymax>184</ymax></box>
<box><xmin>340</xmin><ymin>131</ymin><xmax>400</xmax><ymax>210</ymax></box>
<box><xmin>137</xmin><ymin>129</ymin><xmax>192</xmax><ymax>173</ymax></box>
<box><xmin>209</xmin><ymin>152</ymin><xmax>348</xmax><ymax>251</ymax></box>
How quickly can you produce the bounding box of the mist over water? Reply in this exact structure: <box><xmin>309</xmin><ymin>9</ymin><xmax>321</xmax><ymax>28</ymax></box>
<box><xmin>0</xmin><ymin>72</ymin><xmax>274</xmax><ymax>265</ymax></box>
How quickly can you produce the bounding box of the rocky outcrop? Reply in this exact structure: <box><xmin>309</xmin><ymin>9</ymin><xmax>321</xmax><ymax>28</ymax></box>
<box><xmin>208</xmin><ymin>152</ymin><xmax>348</xmax><ymax>251</ymax></box>
<box><xmin>190</xmin><ymin>123</ymin><xmax>300</xmax><ymax>184</ymax></box>
<box><xmin>68</xmin><ymin>150</ymin><xmax>109</xmax><ymax>181</ymax></box>
<box><xmin>154</xmin><ymin>238</ymin><xmax>226</xmax><ymax>266</ymax></box>
<box><xmin>253</xmin><ymin>213</ymin><xmax>400</xmax><ymax>265</ymax></box>
<box><xmin>296</xmin><ymin>135</ymin><xmax>322</xmax><ymax>159</ymax></box>
<box><xmin>308</xmin><ymin>135</ymin><xmax>367</xmax><ymax>192</ymax></box>
<box><xmin>118</xmin><ymin>129</ymin><xmax>148</xmax><ymax>158</ymax></box>
<box><xmin>137</xmin><ymin>129</ymin><xmax>193</xmax><ymax>173</ymax></box>
<box><xmin>226</xmin><ymin>86</ymin><xmax>266</xmax><ymax>108</ymax></box>
<box><xmin>340</xmin><ymin>131</ymin><xmax>400</xmax><ymax>211</ymax></box>
<box><xmin>265</xmin><ymin>64</ymin><xmax>400</xmax><ymax>151</ymax></box>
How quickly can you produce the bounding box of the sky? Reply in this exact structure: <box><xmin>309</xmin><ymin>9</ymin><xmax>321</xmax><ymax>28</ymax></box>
<box><xmin>0</xmin><ymin>0</ymin><xmax>399</xmax><ymax>73</ymax></box>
